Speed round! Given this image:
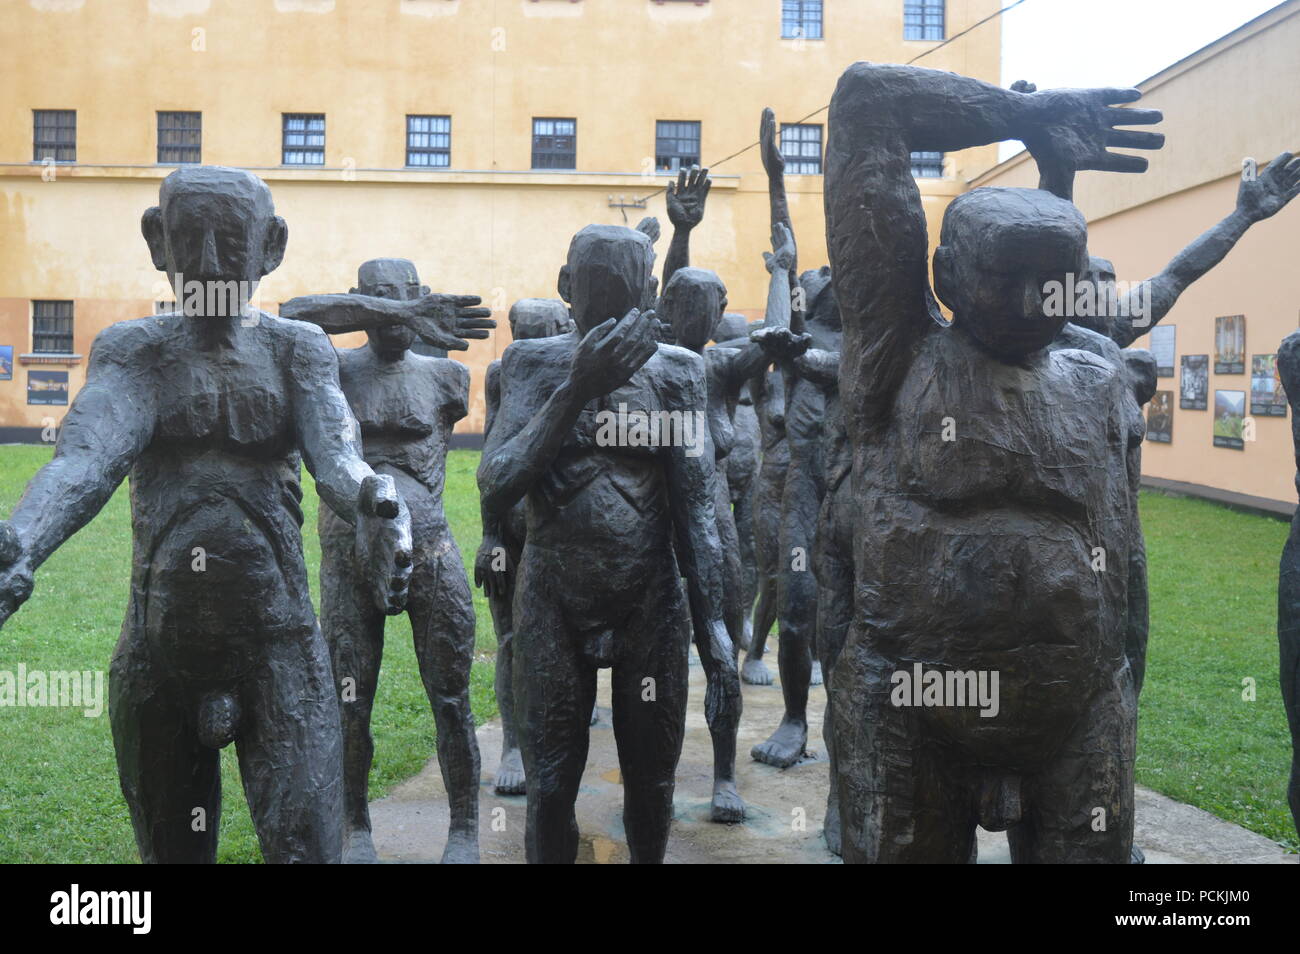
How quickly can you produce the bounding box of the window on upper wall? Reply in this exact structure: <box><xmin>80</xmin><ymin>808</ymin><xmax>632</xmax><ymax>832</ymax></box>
<box><xmin>911</xmin><ymin>150</ymin><xmax>945</xmax><ymax>178</ymax></box>
<box><xmin>32</xmin><ymin>301</ymin><xmax>74</xmax><ymax>354</ymax></box>
<box><xmin>407</xmin><ymin>115</ymin><xmax>451</xmax><ymax>168</ymax></box>
<box><xmin>283</xmin><ymin>113</ymin><xmax>325</xmax><ymax>165</ymax></box>
<box><xmin>904</xmin><ymin>0</ymin><xmax>945</xmax><ymax>40</ymax></box>
<box><xmin>532</xmin><ymin>118</ymin><xmax>576</xmax><ymax>170</ymax></box>
<box><xmin>33</xmin><ymin>110</ymin><xmax>76</xmax><ymax>163</ymax></box>
<box><xmin>780</xmin><ymin>123</ymin><xmax>822</xmax><ymax>174</ymax></box>
<box><xmin>157</xmin><ymin>111</ymin><xmax>201</xmax><ymax>164</ymax></box>
<box><xmin>655</xmin><ymin>121</ymin><xmax>701</xmax><ymax>173</ymax></box>
<box><xmin>781</xmin><ymin>0</ymin><xmax>823</xmax><ymax>39</ymax></box>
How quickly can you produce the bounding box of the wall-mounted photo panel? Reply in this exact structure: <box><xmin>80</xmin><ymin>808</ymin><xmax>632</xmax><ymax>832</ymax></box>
<box><xmin>0</xmin><ymin>346</ymin><xmax>12</xmax><ymax>381</ymax></box>
<box><xmin>26</xmin><ymin>370</ymin><xmax>68</xmax><ymax>405</ymax></box>
<box><xmin>1146</xmin><ymin>390</ymin><xmax>1173</xmax><ymax>442</ymax></box>
<box><xmin>1180</xmin><ymin>354</ymin><xmax>1208</xmax><ymax>409</ymax></box>
<box><xmin>1250</xmin><ymin>353</ymin><xmax>1287</xmax><ymax>417</ymax></box>
<box><xmin>1213</xmin><ymin>389</ymin><xmax>1246</xmax><ymax>450</ymax></box>
<box><xmin>1214</xmin><ymin>314</ymin><xmax>1246</xmax><ymax>374</ymax></box>
<box><xmin>1149</xmin><ymin>325</ymin><xmax>1175</xmax><ymax>377</ymax></box>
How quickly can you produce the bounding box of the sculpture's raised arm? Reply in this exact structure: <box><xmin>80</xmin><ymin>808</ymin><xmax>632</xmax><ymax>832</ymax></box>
<box><xmin>1111</xmin><ymin>151</ymin><xmax>1300</xmax><ymax>346</ymax></box>
<box><xmin>827</xmin><ymin>63</ymin><xmax>1162</xmax><ymax>421</ymax></box>
<box><xmin>283</xmin><ymin>290</ymin><xmax>493</xmax><ymax>352</ymax></box>
<box><xmin>662</xmin><ymin>165</ymin><xmax>711</xmax><ymax>290</ymax></box>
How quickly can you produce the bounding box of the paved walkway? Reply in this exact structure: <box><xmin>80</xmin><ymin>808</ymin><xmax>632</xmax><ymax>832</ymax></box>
<box><xmin>370</xmin><ymin>652</ymin><xmax>1296</xmax><ymax>864</ymax></box>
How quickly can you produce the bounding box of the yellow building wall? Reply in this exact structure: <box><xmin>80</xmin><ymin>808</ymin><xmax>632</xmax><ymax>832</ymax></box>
<box><xmin>0</xmin><ymin>0</ymin><xmax>1002</xmax><ymax>433</ymax></box>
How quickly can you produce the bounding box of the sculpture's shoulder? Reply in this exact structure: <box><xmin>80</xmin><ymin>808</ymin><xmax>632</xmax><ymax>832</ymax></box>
<box><xmin>424</xmin><ymin>354</ymin><xmax>471</xmax><ymax>403</ymax></box>
<box><xmin>501</xmin><ymin>332</ymin><xmax>575</xmax><ymax>378</ymax></box>
<box><xmin>648</xmin><ymin>342</ymin><xmax>704</xmax><ymax>377</ymax></box>
<box><xmin>1047</xmin><ymin>342</ymin><xmax>1121</xmax><ymax>388</ymax></box>
<box><xmin>1053</xmin><ymin>322</ymin><xmax>1121</xmax><ymax>364</ymax></box>
<box><xmin>90</xmin><ymin>315</ymin><xmax>169</xmax><ymax>364</ymax></box>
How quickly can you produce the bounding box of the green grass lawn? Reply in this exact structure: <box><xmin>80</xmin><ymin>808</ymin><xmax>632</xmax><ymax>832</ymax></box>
<box><xmin>0</xmin><ymin>446</ymin><xmax>496</xmax><ymax>863</ymax></box>
<box><xmin>0</xmin><ymin>443</ymin><xmax>1295</xmax><ymax>859</ymax></box>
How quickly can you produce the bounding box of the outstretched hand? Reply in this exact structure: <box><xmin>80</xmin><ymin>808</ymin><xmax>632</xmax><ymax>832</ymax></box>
<box><xmin>0</xmin><ymin>522</ymin><xmax>32</xmax><ymax>629</ymax></box>
<box><xmin>354</xmin><ymin>474</ymin><xmax>413</xmax><ymax>616</ymax></box>
<box><xmin>569</xmin><ymin>307</ymin><xmax>658</xmax><ymax>404</ymax></box>
<box><xmin>401</xmin><ymin>294</ymin><xmax>496</xmax><ymax>351</ymax></box>
<box><xmin>666</xmin><ymin>166</ymin><xmax>711</xmax><ymax>230</ymax></box>
<box><xmin>1021</xmin><ymin>86</ymin><xmax>1164</xmax><ymax>176</ymax></box>
<box><xmin>751</xmin><ymin>326</ymin><xmax>812</xmax><ymax>363</ymax></box>
<box><xmin>1238</xmin><ymin>151</ymin><xmax>1300</xmax><ymax>223</ymax></box>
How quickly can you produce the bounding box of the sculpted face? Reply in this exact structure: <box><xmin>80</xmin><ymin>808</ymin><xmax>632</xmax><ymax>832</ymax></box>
<box><xmin>1071</xmin><ymin>255</ymin><xmax>1118</xmax><ymax>336</ymax></box>
<box><xmin>934</xmin><ymin>188</ymin><xmax>1087</xmax><ymax>358</ymax></box>
<box><xmin>142</xmin><ymin>166</ymin><xmax>287</xmax><ymax>315</ymax></box>
<box><xmin>508</xmin><ymin>298</ymin><xmax>572</xmax><ymax>340</ymax></box>
<box><xmin>662</xmin><ymin>267</ymin><xmax>727</xmax><ymax>353</ymax></box>
<box><xmin>558</xmin><ymin>225</ymin><xmax>652</xmax><ymax>335</ymax></box>
<box><xmin>356</xmin><ymin>258</ymin><xmax>424</xmax><ymax>357</ymax></box>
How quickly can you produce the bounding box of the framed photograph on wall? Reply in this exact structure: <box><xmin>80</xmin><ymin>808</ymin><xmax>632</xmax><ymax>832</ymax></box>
<box><xmin>1149</xmin><ymin>326</ymin><xmax>1175</xmax><ymax>377</ymax></box>
<box><xmin>0</xmin><ymin>346</ymin><xmax>12</xmax><ymax>381</ymax></box>
<box><xmin>1250</xmin><ymin>354</ymin><xmax>1287</xmax><ymax>417</ymax></box>
<box><xmin>26</xmin><ymin>370</ymin><xmax>69</xmax><ymax>405</ymax></box>
<box><xmin>1180</xmin><ymin>354</ymin><xmax>1208</xmax><ymax>410</ymax></box>
<box><xmin>1214</xmin><ymin>314</ymin><xmax>1246</xmax><ymax>374</ymax></box>
<box><xmin>1146</xmin><ymin>390</ymin><xmax>1173</xmax><ymax>442</ymax></box>
<box><xmin>1213</xmin><ymin>389</ymin><xmax>1246</xmax><ymax>450</ymax></box>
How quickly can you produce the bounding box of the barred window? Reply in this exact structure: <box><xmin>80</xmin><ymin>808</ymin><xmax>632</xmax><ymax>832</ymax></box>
<box><xmin>33</xmin><ymin>110</ymin><xmax>76</xmax><ymax>163</ymax></box>
<box><xmin>904</xmin><ymin>0</ymin><xmax>945</xmax><ymax>41</ymax></box>
<box><xmin>32</xmin><ymin>300</ymin><xmax>74</xmax><ymax>354</ymax></box>
<box><xmin>655</xmin><ymin>121</ymin><xmax>701</xmax><ymax>173</ymax></box>
<box><xmin>407</xmin><ymin>115</ymin><xmax>451</xmax><ymax>167</ymax></box>
<box><xmin>532</xmin><ymin>118</ymin><xmax>576</xmax><ymax>170</ymax></box>
<box><xmin>157</xmin><ymin>111</ymin><xmax>201</xmax><ymax>164</ymax></box>
<box><xmin>781</xmin><ymin>0</ymin><xmax>823</xmax><ymax>39</ymax></box>
<box><xmin>780</xmin><ymin>123</ymin><xmax>822</xmax><ymax>175</ymax></box>
<box><xmin>283</xmin><ymin>113</ymin><xmax>325</xmax><ymax>165</ymax></box>
<box><xmin>911</xmin><ymin>150</ymin><xmax>945</xmax><ymax>178</ymax></box>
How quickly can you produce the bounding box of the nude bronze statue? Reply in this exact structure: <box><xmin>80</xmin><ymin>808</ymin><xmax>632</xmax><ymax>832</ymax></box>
<box><xmin>740</xmin><ymin>362</ymin><xmax>787</xmax><ymax>687</ymax></box>
<box><xmin>477</xmin><ymin>224</ymin><xmax>733</xmax><ymax>862</ymax></box>
<box><xmin>1278</xmin><ymin>331</ymin><xmax>1300</xmax><ymax>843</ymax></box>
<box><xmin>476</xmin><ymin>297</ymin><xmax>573</xmax><ymax>796</ymax></box>
<box><xmin>281</xmin><ymin>257</ymin><xmax>493</xmax><ymax>864</ymax></box>
<box><xmin>825</xmin><ymin>65</ymin><xmax>1163</xmax><ymax>863</ymax></box>
<box><xmin>0</xmin><ymin>166</ymin><xmax>496</xmax><ymax>863</ymax></box>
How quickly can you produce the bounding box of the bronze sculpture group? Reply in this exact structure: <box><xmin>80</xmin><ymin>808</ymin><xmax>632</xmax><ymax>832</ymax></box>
<box><xmin>1</xmin><ymin>61</ymin><xmax>1298</xmax><ymax>864</ymax></box>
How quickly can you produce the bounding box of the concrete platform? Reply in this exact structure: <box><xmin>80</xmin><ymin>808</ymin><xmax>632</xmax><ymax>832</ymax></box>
<box><xmin>370</xmin><ymin>649</ymin><xmax>1296</xmax><ymax>864</ymax></box>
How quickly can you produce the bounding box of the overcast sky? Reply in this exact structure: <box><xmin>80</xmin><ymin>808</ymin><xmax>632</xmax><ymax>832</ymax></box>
<box><xmin>994</xmin><ymin>0</ymin><xmax>1284</xmax><ymax>157</ymax></box>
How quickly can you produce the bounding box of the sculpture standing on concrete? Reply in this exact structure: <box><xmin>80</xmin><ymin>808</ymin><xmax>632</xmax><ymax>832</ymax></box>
<box><xmin>740</xmin><ymin>363</ymin><xmax>787</xmax><ymax>686</ymax></box>
<box><xmin>281</xmin><ymin>258</ymin><xmax>493</xmax><ymax>864</ymax></box>
<box><xmin>1276</xmin><ymin>332</ymin><xmax>1300</xmax><ymax>842</ymax></box>
<box><xmin>478</xmin><ymin>224</ymin><xmax>733</xmax><ymax>862</ymax></box>
<box><xmin>476</xmin><ymin>297</ymin><xmax>573</xmax><ymax>795</ymax></box>
<box><xmin>0</xmin><ymin>167</ymin><xmax>473</xmax><ymax>863</ymax></box>
<box><xmin>826</xmin><ymin>65</ymin><xmax>1163</xmax><ymax>862</ymax></box>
